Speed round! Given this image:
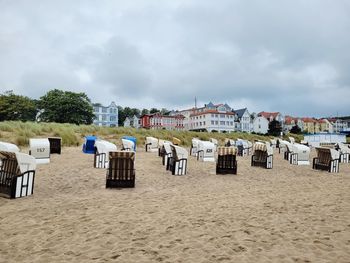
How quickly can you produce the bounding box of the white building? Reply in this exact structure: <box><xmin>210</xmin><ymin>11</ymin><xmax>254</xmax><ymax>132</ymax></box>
<box><xmin>124</xmin><ymin>115</ymin><xmax>140</xmax><ymax>128</ymax></box>
<box><xmin>188</xmin><ymin>102</ymin><xmax>235</xmax><ymax>133</ymax></box>
<box><xmin>234</xmin><ymin>108</ymin><xmax>253</xmax><ymax>133</ymax></box>
<box><xmin>93</xmin><ymin>101</ymin><xmax>118</xmax><ymax>127</ymax></box>
<box><xmin>253</xmin><ymin>116</ymin><xmax>269</xmax><ymax>134</ymax></box>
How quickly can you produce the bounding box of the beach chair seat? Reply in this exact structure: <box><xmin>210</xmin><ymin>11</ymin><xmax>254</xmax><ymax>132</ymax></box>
<box><xmin>106</xmin><ymin>151</ymin><xmax>135</xmax><ymax>188</ymax></box>
<box><xmin>216</xmin><ymin>147</ymin><xmax>237</xmax><ymax>175</ymax></box>
<box><xmin>313</xmin><ymin>147</ymin><xmax>340</xmax><ymax>173</ymax></box>
<box><xmin>0</xmin><ymin>151</ymin><xmax>36</xmax><ymax>199</ymax></box>
<box><xmin>251</xmin><ymin>142</ymin><xmax>273</xmax><ymax>169</ymax></box>
<box><xmin>48</xmin><ymin>137</ymin><xmax>61</xmax><ymax>154</ymax></box>
<box><xmin>94</xmin><ymin>140</ymin><xmax>117</xmax><ymax>169</ymax></box>
<box><xmin>168</xmin><ymin>145</ymin><xmax>188</xmax><ymax>175</ymax></box>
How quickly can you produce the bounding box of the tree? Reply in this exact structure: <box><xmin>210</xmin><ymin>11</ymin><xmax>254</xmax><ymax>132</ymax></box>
<box><xmin>150</xmin><ymin>108</ymin><xmax>159</xmax><ymax>114</ymax></box>
<box><xmin>38</xmin><ymin>89</ymin><xmax>94</xmax><ymax>124</ymax></box>
<box><xmin>141</xmin><ymin>108</ymin><xmax>149</xmax><ymax>115</ymax></box>
<box><xmin>0</xmin><ymin>91</ymin><xmax>37</xmax><ymax>121</ymax></box>
<box><xmin>290</xmin><ymin>125</ymin><xmax>302</xmax><ymax>134</ymax></box>
<box><xmin>268</xmin><ymin>120</ymin><xmax>282</xmax><ymax>136</ymax></box>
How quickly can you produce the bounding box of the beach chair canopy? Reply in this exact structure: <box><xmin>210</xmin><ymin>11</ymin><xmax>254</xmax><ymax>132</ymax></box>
<box><xmin>253</xmin><ymin>142</ymin><xmax>273</xmax><ymax>156</ymax></box>
<box><xmin>170</xmin><ymin>145</ymin><xmax>188</xmax><ymax>160</ymax></box>
<box><xmin>172</xmin><ymin>137</ymin><xmax>181</xmax><ymax>145</ymax></box>
<box><xmin>83</xmin><ymin>136</ymin><xmax>97</xmax><ymax>154</ymax></box>
<box><xmin>122</xmin><ymin>136</ymin><xmax>137</xmax><ymax>151</ymax></box>
<box><xmin>158</xmin><ymin>139</ymin><xmax>172</xmax><ymax>147</ymax></box>
<box><xmin>0</xmin><ymin>141</ymin><xmax>20</xmax><ymax>153</ymax></box>
<box><xmin>146</xmin><ymin>137</ymin><xmax>158</xmax><ymax>148</ymax></box>
<box><xmin>95</xmin><ymin>140</ymin><xmax>117</xmax><ymax>155</ymax></box>
<box><xmin>217</xmin><ymin>146</ymin><xmax>237</xmax><ymax>156</ymax></box>
<box><xmin>337</xmin><ymin>143</ymin><xmax>350</xmax><ymax>154</ymax></box>
<box><xmin>210</xmin><ymin>138</ymin><xmax>218</xmax><ymax>146</ymax></box>
<box><xmin>122</xmin><ymin>139</ymin><xmax>135</xmax><ymax>151</ymax></box>
<box><xmin>198</xmin><ymin>141</ymin><xmax>215</xmax><ymax>152</ymax></box>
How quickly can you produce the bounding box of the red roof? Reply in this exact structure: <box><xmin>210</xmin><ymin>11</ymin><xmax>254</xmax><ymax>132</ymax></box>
<box><xmin>284</xmin><ymin>116</ymin><xmax>298</xmax><ymax>125</ymax></box>
<box><xmin>258</xmin><ymin>111</ymin><xmax>280</xmax><ymax>120</ymax></box>
<box><xmin>190</xmin><ymin>110</ymin><xmax>235</xmax><ymax>117</ymax></box>
<box><xmin>301</xmin><ymin>117</ymin><xmax>317</xmax><ymax>123</ymax></box>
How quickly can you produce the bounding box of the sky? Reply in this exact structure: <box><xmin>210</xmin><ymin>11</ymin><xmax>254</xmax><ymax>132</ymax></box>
<box><xmin>0</xmin><ymin>0</ymin><xmax>349</xmax><ymax>117</ymax></box>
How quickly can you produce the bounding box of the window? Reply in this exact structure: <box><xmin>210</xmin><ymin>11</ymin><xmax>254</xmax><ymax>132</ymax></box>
<box><xmin>226</xmin><ymin>121</ymin><xmax>229</xmax><ymax>125</ymax></box>
<box><xmin>110</xmin><ymin>116</ymin><xmax>116</xmax><ymax>121</ymax></box>
<box><xmin>259</xmin><ymin>125</ymin><xmax>261</xmax><ymax>129</ymax></box>
<box><xmin>230</xmin><ymin>121</ymin><xmax>234</xmax><ymax>126</ymax></box>
<box><xmin>203</xmin><ymin>121</ymin><xmax>206</xmax><ymax>125</ymax></box>
<box><xmin>102</xmin><ymin>108</ymin><xmax>107</xmax><ymax>113</ymax></box>
<box><xmin>215</xmin><ymin>121</ymin><xmax>218</xmax><ymax>125</ymax></box>
<box><xmin>220</xmin><ymin>121</ymin><xmax>225</xmax><ymax>125</ymax></box>
<box><xmin>211</xmin><ymin>114</ymin><xmax>214</xmax><ymax>117</ymax></box>
<box><xmin>102</xmin><ymin>115</ymin><xmax>106</xmax><ymax>121</ymax></box>
<box><xmin>215</xmin><ymin>114</ymin><xmax>218</xmax><ymax>118</ymax></box>
<box><xmin>211</xmin><ymin>120</ymin><xmax>214</xmax><ymax>125</ymax></box>
<box><xmin>94</xmin><ymin>107</ymin><xmax>99</xmax><ymax>112</ymax></box>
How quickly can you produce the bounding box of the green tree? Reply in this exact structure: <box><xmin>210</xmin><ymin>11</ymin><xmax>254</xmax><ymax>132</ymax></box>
<box><xmin>268</xmin><ymin>120</ymin><xmax>282</xmax><ymax>136</ymax></box>
<box><xmin>38</xmin><ymin>89</ymin><xmax>94</xmax><ymax>124</ymax></box>
<box><xmin>141</xmin><ymin>108</ymin><xmax>149</xmax><ymax>115</ymax></box>
<box><xmin>150</xmin><ymin>108</ymin><xmax>159</xmax><ymax>114</ymax></box>
<box><xmin>290</xmin><ymin>125</ymin><xmax>302</xmax><ymax>134</ymax></box>
<box><xmin>0</xmin><ymin>91</ymin><xmax>37</xmax><ymax>121</ymax></box>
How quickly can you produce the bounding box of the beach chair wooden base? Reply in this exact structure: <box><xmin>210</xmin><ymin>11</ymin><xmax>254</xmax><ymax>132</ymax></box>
<box><xmin>216</xmin><ymin>155</ymin><xmax>237</xmax><ymax>175</ymax></box>
<box><xmin>106</xmin><ymin>152</ymin><xmax>135</xmax><ymax>188</ymax></box>
<box><xmin>48</xmin><ymin>137</ymin><xmax>61</xmax><ymax>154</ymax></box>
<box><xmin>94</xmin><ymin>151</ymin><xmax>107</xmax><ymax>169</ymax></box>
<box><xmin>313</xmin><ymin>158</ymin><xmax>339</xmax><ymax>173</ymax></box>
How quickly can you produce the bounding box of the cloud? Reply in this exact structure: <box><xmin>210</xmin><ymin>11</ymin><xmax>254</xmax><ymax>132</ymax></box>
<box><xmin>0</xmin><ymin>0</ymin><xmax>349</xmax><ymax>117</ymax></box>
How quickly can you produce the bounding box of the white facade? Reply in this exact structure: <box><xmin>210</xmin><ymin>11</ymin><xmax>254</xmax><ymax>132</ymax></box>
<box><xmin>234</xmin><ymin>108</ymin><xmax>253</xmax><ymax>133</ymax></box>
<box><xmin>190</xmin><ymin>112</ymin><xmax>235</xmax><ymax>132</ymax></box>
<box><xmin>253</xmin><ymin>116</ymin><xmax>269</xmax><ymax>134</ymax></box>
<box><xmin>93</xmin><ymin>101</ymin><xmax>118</xmax><ymax>127</ymax></box>
<box><xmin>124</xmin><ymin>115</ymin><xmax>140</xmax><ymax>128</ymax></box>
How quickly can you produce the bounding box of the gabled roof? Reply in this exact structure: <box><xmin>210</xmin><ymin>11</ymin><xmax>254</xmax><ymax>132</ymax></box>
<box><xmin>301</xmin><ymin>117</ymin><xmax>317</xmax><ymax>123</ymax></box>
<box><xmin>258</xmin><ymin>111</ymin><xmax>280</xmax><ymax>120</ymax></box>
<box><xmin>234</xmin><ymin>108</ymin><xmax>247</xmax><ymax>118</ymax></box>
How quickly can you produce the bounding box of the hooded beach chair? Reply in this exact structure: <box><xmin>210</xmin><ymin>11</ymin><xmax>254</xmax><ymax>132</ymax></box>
<box><xmin>29</xmin><ymin>138</ymin><xmax>50</xmax><ymax>164</ymax></box>
<box><xmin>336</xmin><ymin>143</ymin><xmax>350</xmax><ymax>163</ymax></box>
<box><xmin>197</xmin><ymin>141</ymin><xmax>215</xmax><ymax>162</ymax></box>
<box><xmin>210</xmin><ymin>138</ymin><xmax>218</xmax><ymax>151</ymax></box>
<box><xmin>48</xmin><ymin>137</ymin><xmax>62</xmax><ymax>154</ymax></box>
<box><xmin>94</xmin><ymin>140</ymin><xmax>117</xmax><ymax>169</ymax></box>
<box><xmin>251</xmin><ymin>142</ymin><xmax>273</xmax><ymax>169</ymax></box>
<box><xmin>313</xmin><ymin>147</ymin><xmax>340</xmax><ymax>173</ymax></box>
<box><xmin>216</xmin><ymin>147</ymin><xmax>237</xmax><ymax>175</ymax></box>
<box><xmin>190</xmin><ymin>138</ymin><xmax>200</xmax><ymax>156</ymax></box>
<box><xmin>106</xmin><ymin>151</ymin><xmax>135</xmax><ymax>188</ymax></box>
<box><xmin>162</xmin><ymin>142</ymin><xmax>173</xmax><ymax>168</ymax></box>
<box><xmin>287</xmin><ymin>143</ymin><xmax>310</xmax><ymax>165</ymax></box>
<box><xmin>236</xmin><ymin>139</ymin><xmax>252</xmax><ymax>156</ymax></box>
<box><xmin>145</xmin><ymin>137</ymin><xmax>158</xmax><ymax>152</ymax></box>
<box><xmin>0</xmin><ymin>151</ymin><xmax>36</xmax><ymax>199</ymax></box>
<box><xmin>224</xmin><ymin>139</ymin><xmax>235</xmax><ymax>147</ymax></box>
<box><xmin>121</xmin><ymin>138</ymin><xmax>136</xmax><ymax>151</ymax></box>
<box><xmin>158</xmin><ymin>140</ymin><xmax>171</xmax><ymax>157</ymax></box>
<box><xmin>168</xmin><ymin>145</ymin><xmax>188</xmax><ymax>175</ymax></box>
<box><xmin>0</xmin><ymin>141</ymin><xmax>20</xmax><ymax>152</ymax></box>
<box><xmin>83</xmin><ymin>136</ymin><xmax>97</xmax><ymax>154</ymax></box>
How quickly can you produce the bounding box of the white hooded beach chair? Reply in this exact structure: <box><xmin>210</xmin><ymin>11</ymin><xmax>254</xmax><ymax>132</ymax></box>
<box><xmin>158</xmin><ymin>139</ymin><xmax>172</xmax><ymax>157</ymax></box>
<box><xmin>121</xmin><ymin>139</ymin><xmax>135</xmax><ymax>152</ymax></box>
<box><xmin>270</xmin><ymin>139</ymin><xmax>277</xmax><ymax>149</ymax></box>
<box><xmin>210</xmin><ymin>138</ymin><xmax>218</xmax><ymax>151</ymax></box>
<box><xmin>190</xmin><ymin>138</ymin><xmax>200</xmax><ymax>156</ymax></box>
<box><xmin>29</xmin><ymin>138</ymin><xmax>50</xmax><ymax>164</ymax></box>
<box><xmin>168</xmin><ymin>145</ymin><xmax>188</xmax><ymax>175</ymax></box>
<box><xmin>251</xmin><ymin>142</ymin><xmax>273</xmax><ymax>169</ymax></box>
<box><xmin>0</xmin><ymin>151</ymin><xmax>36</xmax><ymax>199</ymax></box>
<box><xmin>162</xmin><ymin>142</ymin><xmax>173</xmax><ymax>168</ymax></box>
<box><xmin>289</xmin><ymin>137</ymin><xmax>295</xmax><ymax>144</ymax></box>
<box><xmin>145</xmin><ymin>137</ymin><xmax>158</xmax><ymax>152</ymax></box>
<box><xmin>197</xmin><ymin>141</ymin><xmax>215</xmax><ymax>162</ymax></box>
<box><xmin>278</xmin><ymin>139</ymin><xmax>289</xmax><ymax>154</ymax></box>
<box><xmin>336</xmin><ymin>143</ymin><xmax>350</xmax><ymax>163</ymax></box>
<box><xmin>313</xmin><ymin>147</ymin><xmax>340</xmax><ymax>173</ymax></box>
<box><xmin>94</xmin><ymin>140</ymin><xmax>117</xmax><ymax>169</ymax></box>
<box><xmin>288</xmin><ymin>143</ymin><xmax>310</xmax><ymax>165</ymax></box>
<box><xmin>0</xmin><ymin>141</ymin><xmax>20</xmax><ymax>152</ymax></box>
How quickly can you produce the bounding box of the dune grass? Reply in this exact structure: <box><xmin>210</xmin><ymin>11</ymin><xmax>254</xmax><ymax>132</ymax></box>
<box><xmin>0</xmin><ymin>121</ymin><xmax>299</xmax><ymax>147</ymax></box>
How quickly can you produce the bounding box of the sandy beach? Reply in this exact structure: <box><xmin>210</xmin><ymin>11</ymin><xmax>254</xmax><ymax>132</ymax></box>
<box><xmin>1</xmin><ymin>147</ymin><xmax>350</xmax><ymax>263</ymax></box>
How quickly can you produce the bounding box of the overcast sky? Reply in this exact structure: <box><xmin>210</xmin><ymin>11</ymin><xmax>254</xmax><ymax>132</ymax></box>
<box><xmin>0</xmin><ymin>0</ymin><xmax>349</xmax><ymax>117</ymax></box>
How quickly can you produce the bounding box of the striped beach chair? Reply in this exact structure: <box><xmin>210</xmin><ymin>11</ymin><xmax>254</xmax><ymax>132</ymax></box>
<box><xmin>251</xmin><ymin>142</ymin><xmax>273</xmax><ymax>169</ymax></box>
<box><xmin>216</xmin><ymin>147</ymin><xmax>237</xmax><ymax>175</ymax></box>
<box><xmin>106</xmin><ymin>151</ymin><xmax>135</xmax><ymax>188</ymax></box>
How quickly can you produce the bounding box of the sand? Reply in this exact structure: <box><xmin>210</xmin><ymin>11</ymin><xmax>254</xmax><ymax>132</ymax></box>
<box><xmin>0</xmin><ymin>147</ymin><xmax>350</xmax><ymax>263</ymax></box>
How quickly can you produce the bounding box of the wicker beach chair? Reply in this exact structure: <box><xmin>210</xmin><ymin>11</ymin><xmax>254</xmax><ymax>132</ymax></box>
<box><xmin>0</xmin><ymin>151</ymin><xmax>36</xmax><ymax>199</ymax></box>
<box><xmin>251</xmin><ymin>142</ymin><xmax>273</xmax><ymax>169</ymax></box>
<box><xmin>94</xmin><ymin>140</ymin><xmax>117</xmax><ymax>169</ymax></box>
<box><xmin>106</xmin><ymin>151</ymin><xmax>135</xmax><ymax>188</ymax></box>
<box><xmin>287</xmin><ymin>143</ymin><xmax>310</xmax><ymax>165</ymax></box>
<box><xmin>236</xmin><ymin>139</ymin><xmax>252</xmax><ymax>156</ymax></box>
<box><xmin>197</xmin><ymin>141</ymin><xmax>215</xmax><ymax>162</ymax></box>
<box><xmin>216</xmin><ymin>147</ymin><xmax>237</xmax><ymax>175</ymax></box>
<box><xmin>162</xmin><ymin>143</ymin><xmax>173</xmax><ymax>169</ymax></box>
<box><xmin>48</xmin><ymin>137</ymin><xmax>61</xmax><ymax>154</ymax></box>
<box><xmin>190</xmin><ymin>138</ymin><xmax>200</xmax><ymax>156</ymax></box>
<box><xmin>336</xmin><ymin>143</ymin><xmax>350</xmax><ymax>163</ymax></box>
<box><xmin>313</xmin><ymin>147</ymin><xmax>340</xmax><ymax>173</ymax></box>
<box><xmin>145</xmin><ymin>137</ymin><xmax>158</xmax><ymax>152</ymax></box>
<box><xmin>168</xmin><ymin>145</ymin><xmax>188</xmax><ymax>175</ymax></box>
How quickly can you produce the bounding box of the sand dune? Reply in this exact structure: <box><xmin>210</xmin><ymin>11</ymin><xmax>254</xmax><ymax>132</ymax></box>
<box><xmin>1</xmin><ymin>147</ymin><xmax>350</xmax><ymax>263</ymax></box>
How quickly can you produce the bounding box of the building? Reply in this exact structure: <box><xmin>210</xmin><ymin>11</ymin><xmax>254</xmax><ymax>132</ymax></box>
<box><xmin>188</xmin><ymin>102</ymin><xmax>235</xmax><ymax>133</ymax></box>
<box><xmin>301</xmin><ymin>118</ymin><xmax>319</xmax><ymax>134</ymax></box>
<box><xmin>258</xmin><ymin>111</ymin><xmax>284</xmax><ymax>123</ymax></box>
<box><xmin>124</xmin><ymin>115</ymin><xmax>140</xmax><ymax>128</ymax></box>
<box><xmin>284</xmin><ymin>116</ymin><xmax>304</xmax><ymax>132</ymax></box>
<box><xmin>253</xmin><ymin>116</ymin><xmax>269</xmax><ymax>134</ymax></box>
<box><xmin>140</xmin><ymin>112</ymin><xmax>185</xmax><ymax>130</ymax></box>
<box><xmin>92</xmin><ymin>101</ymin><xmax>118</xmax><ymax>127</ymax></box>
<box><xmin>234</xmin><ymin>108</ymin><xmax>253</xmax><ymax>133</ymax></box>
<box><xmin>327</xmin><ymin>118</ymin><xmax>348</xmax><ymax>133</ymax></box>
